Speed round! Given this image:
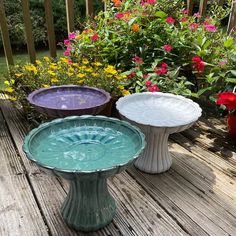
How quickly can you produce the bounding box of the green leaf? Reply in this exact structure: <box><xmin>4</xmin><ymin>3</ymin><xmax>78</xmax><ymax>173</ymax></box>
<box><xmin>224</xmin><ymin>38</ymin><xmax>234</xmax><ymax>48</ymax></box>
<box><xmin>155</xmin><ymin>11</ymin><xmax>167</xmax><ymax>18</ymax></box>
<box><xmin>128</xmin><ymin>17</ymin><xmax>137</xmax><ymax>26</ymax></box>
<box><xmin>230</xmin><ymin>70</ymin><xmax>236</xmax><ymax>77</ymax></box>
<box><xmin>226</xmin><ymin>78</ymin><xmax>236</xmax><ymax>83</ymax></box>
<box><xmin>197</xmin><ymin>87</ymin><xmax>212</xmax><ymax>96</ymax></box>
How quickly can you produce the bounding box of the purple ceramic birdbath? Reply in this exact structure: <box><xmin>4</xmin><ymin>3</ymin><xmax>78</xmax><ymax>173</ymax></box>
<box><xmin>27</xmin><ymin>85</ymin><xmax>111</xmax><ymax>118</ymax></box>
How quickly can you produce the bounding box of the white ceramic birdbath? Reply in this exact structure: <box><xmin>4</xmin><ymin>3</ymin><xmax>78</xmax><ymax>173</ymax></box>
<box><xmin>116</xmin><ymin>92</ymin><xmax>202</xmax><ymax>174</ymax></box>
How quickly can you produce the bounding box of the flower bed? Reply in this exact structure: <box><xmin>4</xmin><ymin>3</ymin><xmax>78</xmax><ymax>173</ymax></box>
<box><xmin>4</xmin><ymin>0</ymin><xmax>236</xmax><ymax>121</ymax></box>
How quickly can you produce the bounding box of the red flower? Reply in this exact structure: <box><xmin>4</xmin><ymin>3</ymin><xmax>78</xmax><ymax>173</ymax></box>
<box><xmin>156</xmin><ymin>67</ymin><xmax>167</xmax><ymax>75</ymax></box>
<box><xmin>180</xmin><ymin>17</ymin><xmax>188</xmax><ymax>22</ymax></box>
<box><xmin>192</xmin><ymin>55</ymin><xmax>205</xmax><ymax>74</ymax></box>
<box><xmin>91</xmin><ymin>34</ymin><xmax>99</xmax><ymax>42</ymax></box>
<box><xmin>166</xmin><ymin>17</ymin><xmax>175</xmax><ymax>24</ymax></box>
<box><xmin>163</xmin><ymin>44</ymin><xmax>173</xmax><ymax>53</ymax></box>
<box><xmin>216</xmin><ymin>92</ymin><xmax>236</xmax><ymax>110</ymax></box>
<box><xmin>143</xmin><ymin>74</ymin><xmax>148</xmax><ymax>79</ymax></box>
<box><xmin>189</xmin><ymin>23</ymin><xmax>199</xmax><ymax>30</ymax></box>
<box><xmin>161</xmin><ymin>63</ymin><xmax>168</xmax><ymax>68</ymax></box>
<box><xmin>145</xmin><ymin>80</ymin><xmax>152</xmax><ymax>86</ymax></box>
<box><xmin>147</xmin><ymin>84</ymin><xmax>160</xmax><ymax>92</ymax></box>
<box><xmin>115</xmin><ymin>12</ymin><xmax>124</xmax><ymax>19</ymax></box>
<box><xmin>132</xmin><ymin>56</ymin><xmax>144</xmax><ymax>65</ymax></box>
<box><xmin>127</xmin><ymin>71</ymin><xmax>136</xmax><ymax>78</ymax></box>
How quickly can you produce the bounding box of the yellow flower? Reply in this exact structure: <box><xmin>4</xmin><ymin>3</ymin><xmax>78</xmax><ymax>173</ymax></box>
<box><xmin>92</xmin><ymin>72</ymin><xmax>98</xmax><ymax>77</ymax></box>
<box><xmin>48</xmin><ymin>70</ymin><xmax>56</xmax><ymax>76</ymax></box>
<box><xmin>4</xmin><ymin>81</ymin><xmax>10</xmax><ymax>86</ymax></box>
<box><xmin>82</xmin><ymin>58</ymin><xmax>89</xmax><ymax>65</ymax></box>
<box><xmin>77</xmin><ymin>73</ymin><xmax>86</xmax><ymax>78</ymax></box>
<box><xmin>60</xmin><ymin>57</ymin><xmax>68</xmax><ymax>64</ymax></box>
<box><xmin>93</xmin><ymin>62</ymin><xmax>102</xmax><ymax>67</ymax></box>
<box><xmin>51</xmin><ymin>78</ymin><xmax>59</xmax><ymax>83</ymax></box>
<box><xmin>104</xmin><ymin>65</ymin><xmax>118</xmax><ymax>75</ymax></box>
<box><xmin>122</xmin><ymin>90</ymin><xmax>130</xmax><ymax>96</ymax></box>
<box><xmin>118</xmin><ymin>85</ymin><xmax>124</xmax><ymax>90</ymax></box>
<box><xmin>67</xmin><ymin>72</ymin><xmax>73</xmax><ymax>77</ymax></box>
<box><xmin>10</xmin><ymin>97</ymin><xmax>17</xmax><ymax>101</ymax></box>
<box><xmin>43</xmin><ymin>84</ymin><xmax>50</xmax><ymax>88</ymax></box>
<box><xmin>24</xmin><ymin>65</ymin><xmax>37</xmax><ymax>74</ymax></box>
<box><xmin>5</xmin><ymin>87</ymin><xmax>14</xmax><ymax>93</ymax></box>
<box><xmin>44</xmin><ymin>56</ymin><xmax>50</xmax><ymax>62</ymax></box>
<box><xmin>50</xmin><ymin>63</ymin><xmax>58</xmax><ymax>70</ymax></box>
<box><xmin>36</xmin><ymin>60</ymin><xmax>42</xmax><ymax>65</ymax></box>
<box><xmin>85</xmin><ymin>68</ymin><xmax>93</xmax><ymax>73</ymax></box>
<box><xmin>116</xmin><ymin>74</ymin><xmax>126</xmax><ymax>80</ymax></box>
<box><xmin>78</xmin><ymin>79</ymin><xmax>85</xmax><ymax>84</ymax></box>
<box><xmin>15</xmin><ymin>73</ymin><xmax>23</xmax><ymax>77</ymax></box>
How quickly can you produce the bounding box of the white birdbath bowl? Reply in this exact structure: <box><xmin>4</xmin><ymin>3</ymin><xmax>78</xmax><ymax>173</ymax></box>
<box><xmin>116</xmin><ymin>92</ymin><xmax>202</xmax><ymax>174</ymax></box>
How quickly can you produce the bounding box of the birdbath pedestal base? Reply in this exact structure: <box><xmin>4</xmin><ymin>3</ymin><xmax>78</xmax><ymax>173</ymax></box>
<box><xmin>134</xmin><ymin>131</ymin><xmax>171</xmax><ymax>174</ymax></box>
<box><xmin>61</xmin><ymin>176</ymin><xmax>116</xmax><ymax>231</ymax></box>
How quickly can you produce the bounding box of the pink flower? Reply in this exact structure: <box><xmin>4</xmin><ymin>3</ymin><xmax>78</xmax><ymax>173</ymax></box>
<box><xmin>163</xmin><ymin>44</ymin><xmax>173</xmax><ymax>53</ymax></box>
<box><xmin>180</xmin><ymin>9</ymin><xmax>189</xmax><ymax>14</ymax></box>
<box><xmin>69</xmin><ymin>32</ymin><xmax>76</xmax><ymax>39</ymax></box>
<box><xmin>66</xmin><ymin>45</ymin><xmax>72</xmax><ymax>51</ymax></box>
<box><xmin>68</xmin><ymin>59</ymin><xmax>73</xmax><ymax>64</ymax></box>
<box><xmin>189</xmin><ymin>23</ymin><xmax>199</xmax><ymax>30</ymax></box>
<box><xmin>166</xmin><ymin>16</ymin><xmax>175</xmax><ymax>24</ymax></box>
<box><xmin>147</xmin><ymin>0</ymin><xmax>156</xmax><ymax>4</ymax></box>
<box><xmin>204</xmin><ymin>24</ymin><xmax>217</xmax><ymax>32</ymax></box>
<box><xmin>194</xmin><ymin>12</ymin><xmax>201</xmax><ymax>18</ymax></box>
<box><xmin>115</xmin><ymin>12</ymin><xmax>124</xmax><ymax>19</ymax></box>
<box><xmin>180</xmin><ymin>17</ymin><xmax>188</xmax><ymax>22</ymax></box>
<box><xmin>91</xmin><ymin>34</ymin><xmax>99</xmax><ymax>42</ymax></box>
<box><xmin>63</xmin><ymin>50</ymin><xmax>71</xmax><ymax>56</ymax></box>
<box><xmin>64</xmin><ymin>39</ymin><xmax>70</xmax><ymax>45</ymax></box>
<box><xmin>143</xmin><ymin>74</ymin><xmax>148</xmax><ymax>79</ymax></box>
<box><xmin>132</xmin><ymin>56</ymin><xmax>144</xmax><ymax>65</ymax></box>
<box><xmin>192</xmin><ymin>55</ymin><xmax>205</xmax><ymax>74</ymax></box>
<box><xmin>218</xmin><ymin>60</ymin><xmax>228</xmax><ymax>66</ymax></box>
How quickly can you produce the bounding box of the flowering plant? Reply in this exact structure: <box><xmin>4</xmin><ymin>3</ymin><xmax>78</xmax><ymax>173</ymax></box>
<box><xmin>216</xmin><ymin>88</ymin><xmax>236</xmax><ymax>114</ymax></box>
<box><xmin>61</xmin><ymin>0</ymin><xmax>235</xmax><ymax>99</ymax></box>
<box><xmin>4</xmin><ymin>56</ymin><xmax>128</xmax><ymax>120</ymax></box>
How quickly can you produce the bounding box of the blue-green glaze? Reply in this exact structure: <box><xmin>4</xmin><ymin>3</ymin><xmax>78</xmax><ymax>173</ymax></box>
<box><xmin>23</xmin><ymin>115</ymin><xmax>145</xmax><ymax>174</ymax></box>
<box><xmin>23</xmin><ymin>115</ymin><xmax>146</xmax><ymax>231</ymax></box>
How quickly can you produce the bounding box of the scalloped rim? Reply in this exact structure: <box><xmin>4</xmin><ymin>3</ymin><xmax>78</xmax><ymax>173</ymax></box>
<box><xmin>116</xmin><ymin>92</ymin><xmax>202</xmax><ymax>127</ymax></box>
<box><xmin>23</xmin><ymin>115</ymin><xmax>146</xmax><ymax>174</ymax></box>
<box><xmin>27</xmin><ymin>85</ymin><xmax>111</xmax><ymax>111</ymax></box>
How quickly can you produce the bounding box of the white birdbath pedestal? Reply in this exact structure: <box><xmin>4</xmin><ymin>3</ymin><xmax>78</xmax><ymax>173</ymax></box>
<box><xmin>116</xmin><ymin>92</ymin><xmax>202</xmax><ymax>174</ymax></box>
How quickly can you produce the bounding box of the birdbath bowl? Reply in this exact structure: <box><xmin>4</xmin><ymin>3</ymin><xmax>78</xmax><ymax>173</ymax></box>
<box><xmin>27</xmin><ymin>85</ymin><xmax>111</xmax><ymax>118</ymax></box>
<box><xmin>23</xmin><ymin>116</ymin><xmax>145</xmax><ymax>231</ymax></box>
<box><xmin>116</xmin><ymin>92</ymin><xmax>202</xmax><ymax>174</ymax></box>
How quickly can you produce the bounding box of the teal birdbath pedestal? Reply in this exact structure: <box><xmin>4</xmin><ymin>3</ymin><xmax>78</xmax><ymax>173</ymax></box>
<box><xmin>23</xmin><ymin>116</ymin><xmax>145</xmax><ymax>231</ymax></box>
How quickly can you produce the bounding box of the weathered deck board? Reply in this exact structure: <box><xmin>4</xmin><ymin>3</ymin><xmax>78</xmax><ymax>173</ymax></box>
<box><xmin>0</xmin><ymin>109</ymin><xmax>49</xmax><ymax>235</ymax></box>
<box><xmin>1</xmin><ymin>94</ymin><xmax>236</xmax><ymax>236</ymax></box>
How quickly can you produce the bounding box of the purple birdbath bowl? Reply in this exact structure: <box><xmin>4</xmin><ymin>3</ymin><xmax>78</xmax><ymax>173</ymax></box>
<box><xmin>27</xmin><ymin>85</ymin><xmax>111</xmax><ymax>118</ymax></box>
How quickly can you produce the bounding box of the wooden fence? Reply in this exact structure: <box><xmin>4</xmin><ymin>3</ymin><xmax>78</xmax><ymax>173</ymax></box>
<box><xmin>0</xmin><ymin>0</ymin><xmax>236</xmax><ymax>68</ymax></box>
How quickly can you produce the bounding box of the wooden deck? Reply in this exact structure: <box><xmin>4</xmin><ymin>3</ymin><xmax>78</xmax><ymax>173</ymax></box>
<box><xmin>0</xmin><ymin>94</ymin><xmax>236</xmax><ymax>236</ymax></box>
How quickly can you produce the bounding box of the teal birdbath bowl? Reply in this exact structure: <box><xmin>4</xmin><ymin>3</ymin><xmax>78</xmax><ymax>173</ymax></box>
<box><xmin>23</xmin><ymin>116</ymin><xmax>145</xmax><ymax>231</ymax></box>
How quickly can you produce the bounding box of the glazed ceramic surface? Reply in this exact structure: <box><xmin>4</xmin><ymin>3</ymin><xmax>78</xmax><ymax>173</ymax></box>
<box><xmin>116</xmin><ymin>92</ymin><xmax>202</xmax><ymax>173</ymax></box>
<box><xmin>23</xmin><ymin>115</ymin><xmax>145</xmax><ymax>231</ymax></box>
<box><xmin>27</xmin><ymin>85</ymin><xmax>111</xmax><ymax>118</ymax></box>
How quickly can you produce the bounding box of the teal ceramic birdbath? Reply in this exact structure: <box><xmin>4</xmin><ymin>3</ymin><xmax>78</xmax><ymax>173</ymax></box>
<box><xmin>23</xmin><ymin>116</ymin><xmax>145</xmax><ymax>231</ymax></box>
